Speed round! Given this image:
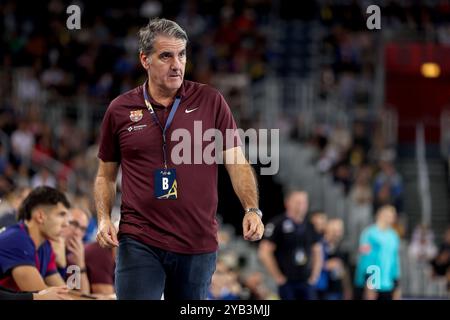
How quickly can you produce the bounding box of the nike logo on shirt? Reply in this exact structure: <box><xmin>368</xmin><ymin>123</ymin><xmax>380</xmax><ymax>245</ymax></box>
<box><xmin>185</xmin><ymin>107</ymin><xmax>199</xmax><ymax>113</ymax></box>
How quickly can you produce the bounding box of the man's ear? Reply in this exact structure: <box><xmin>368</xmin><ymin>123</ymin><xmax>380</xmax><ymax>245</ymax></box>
<box><xmin>34</xmin><ymin>208</ymin><xmax>46</xmax><ymax>224</ymax></box>
<box><xmin>140</xmin><ymin>52</ymin><xmax>150</xmax><ymax>69</ymax></box>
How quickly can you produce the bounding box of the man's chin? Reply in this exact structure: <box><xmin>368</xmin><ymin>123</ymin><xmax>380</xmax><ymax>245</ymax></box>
<box><xmin>167</xmin><ymin>78</ymin><xmax>183</xmax><ymax>87</ymax></box>
<box><xmin>48</xmin><ymin>234</ymin><xmax>62</xmax><ymax>241</ymax></box>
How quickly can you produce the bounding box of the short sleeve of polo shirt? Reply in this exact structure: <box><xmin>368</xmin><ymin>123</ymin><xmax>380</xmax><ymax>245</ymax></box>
<box><xmin>0</xmin><ymin>231</ymin><xmax>36</xmax><ymax>275</ymax></box>
<box><xmin>214</xmin><ymin>92</ymin><xmax>242</xmax><ymax>150</ymax></box>
<box><xmin>98</xmin><ymin>103</ymin><xmax>121</xmax><ymax>162</ymax></box>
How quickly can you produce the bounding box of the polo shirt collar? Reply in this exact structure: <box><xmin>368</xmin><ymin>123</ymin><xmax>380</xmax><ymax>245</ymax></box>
<box><xmin>143</xmin><ymin>80</ymin><xmax>186</xmax><ymax>109</ymax></box>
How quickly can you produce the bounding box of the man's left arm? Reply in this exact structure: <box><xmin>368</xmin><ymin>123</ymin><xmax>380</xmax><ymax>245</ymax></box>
<box><xmin>308</xmin><ymin>242</ymin><xmax>323</xmax><ymax>285</ymax></box>
<box><xmin>223</xmin><ymin>147</ymin><xmax>264</xmax><ymax>241</ymax></box>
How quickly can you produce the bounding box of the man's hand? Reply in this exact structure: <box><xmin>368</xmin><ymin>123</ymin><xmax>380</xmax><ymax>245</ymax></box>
<box><xmin>243</xmin><ymin>212</ymin><xmax>264</xmax><ymax>241</ymax></box>
<box><xmin>275</xmin><ymin>274</ymin><xmax>287</xmax><ymax>286</ymax></box>
<box><xmin>307</xmin><ymin>274</ymin><xmax>319</xmax><ymax>286</ymax></box>
<box><xmin>66</xmin><ymin>237</ymin><xmax>86</xmax><ymax>267</ymax></box>
<box><xmin>50</xmin><ymin>236</ymin><xmax>67</xmax><ymax>268</ymax></box>
<box><xmin>33</xmin><ymin>286</ymin><xmax>72</xmax><ymax>300</ymax></box>
<box><xmin>96</xmin><ymin>219</ymin><xmax>119</xmax><ymax>248</ymax></box>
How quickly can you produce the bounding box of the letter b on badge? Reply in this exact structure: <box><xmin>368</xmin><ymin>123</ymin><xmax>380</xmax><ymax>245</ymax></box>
<box><xmin>162</xmin><ymin>177</ymin><xmax>169</xmax><ymax>190</ymax></box>
<box><xmin>154</xmin><ymin>169</ymin><xmax>177</xmax><ymax>199</ymax></box>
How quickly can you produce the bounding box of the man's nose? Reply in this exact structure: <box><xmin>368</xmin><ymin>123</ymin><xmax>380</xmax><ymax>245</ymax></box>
<box><xmin>171</xmin><ymin>57</ymin><xmax>183</xmax><ymax>71</ymax></box>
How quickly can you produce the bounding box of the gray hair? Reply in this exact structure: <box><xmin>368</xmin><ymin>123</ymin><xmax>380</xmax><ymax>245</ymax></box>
<box><xmin>138</xmin><ymin>18</ymin><xmax>188</xmax><ymax>55</ymax></box>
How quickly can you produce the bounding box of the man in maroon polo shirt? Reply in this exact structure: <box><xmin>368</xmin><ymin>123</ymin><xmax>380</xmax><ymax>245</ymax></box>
<box><xmin>94</xmin><ymin>18</ymin><xmax>264</xmax><ymax>300</ymax></box>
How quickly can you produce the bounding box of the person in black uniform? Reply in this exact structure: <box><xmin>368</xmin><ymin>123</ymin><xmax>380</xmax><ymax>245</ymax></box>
<box><xmin>258</xmin><ymin>190</ymin><xmax>323</xmax><ymax>300</ymax></box>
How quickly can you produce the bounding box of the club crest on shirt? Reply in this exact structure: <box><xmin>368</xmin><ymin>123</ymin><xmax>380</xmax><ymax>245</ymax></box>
<box><xmin>129</xmin><ymin>110</ymin><xmax>143</xmax><ymax>122</ymax></box>
<box><xmin>282</xmin><ymin>220</ymin><xmax>295</xmax><ymax>233</ymax></box>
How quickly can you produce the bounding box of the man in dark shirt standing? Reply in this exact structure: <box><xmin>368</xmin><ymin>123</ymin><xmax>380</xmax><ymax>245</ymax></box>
<box><xmin>259</xmin><ymin>190</ymin><xmax>323</xmax><ymax>300</ymax></box>
<box><xmin>94</xmin><ymin>18</ymin><xmax>264</xmax><ymax>300</ymax></box>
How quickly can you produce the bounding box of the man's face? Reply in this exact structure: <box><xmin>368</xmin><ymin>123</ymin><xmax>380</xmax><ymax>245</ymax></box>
<box><xmin>378</xmin><ymin>207</ymin><xmax>397</xmax><ymax>227</ymax></box>
<box><xmin>311</xmin><ymin>213</ymin><xmax>327</xmax><ymax>234</ymax></box>
<box><xmin>62</xmin><ymin>208</ymin><xmax>89</xmax><ymax>241</ymax></box>
<box><xmin>142</xmin><ymin>36</ymin><xmax>186</xmax><ymax>94</ymax></box>
<box><xmin>326</xmin><ymin>219</ymin><xmax>344</xmax><ymax>243</ymax></box>
<box><xmin>39</xmin><ymin>202</ymin><xmax>70</xmax><ymax>241</ymax></box>
<box><xmin>285</xmin><ymin>192</ymin><xmax>309</xmax><ymax>219</ymax></box>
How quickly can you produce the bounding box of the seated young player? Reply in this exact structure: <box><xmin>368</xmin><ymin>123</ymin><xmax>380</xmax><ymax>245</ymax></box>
<box><xmin>0</xmin><ymin>186</ymin><xmax>71</xmax><ymax>292</ymax></box>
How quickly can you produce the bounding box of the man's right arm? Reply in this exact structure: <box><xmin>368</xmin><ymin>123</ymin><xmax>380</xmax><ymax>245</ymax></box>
<box><xmin>94</xmin><ymin>160</ymin><xmax>119</xmax><ymax>248</ymax></box>
<box><xmin>12</xmin><ymin>266</ymin><xmax>48</xmax><ymax>291</ymax></box>
<box><xmin>258</xmin><ymin>240</ymin><xmax>286</xmax><ymax>286</ymax></box>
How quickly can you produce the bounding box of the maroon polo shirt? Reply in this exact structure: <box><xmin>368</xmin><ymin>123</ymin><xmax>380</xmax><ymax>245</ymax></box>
<box><xmin>85</xmin><ymin>242</ymin><xmax>115</xmax><ymax>290</ymax></box>
<box><xmin>98</xmin><ymin>80</ymin><xmax>241</xmax><ymax>254</ymax></box>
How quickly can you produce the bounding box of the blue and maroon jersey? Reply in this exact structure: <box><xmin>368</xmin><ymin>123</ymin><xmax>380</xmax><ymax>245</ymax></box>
<box><xmin>0</xmin><ymin>222</ymin><xmax>57</xmax><ymax>291</ymax></box>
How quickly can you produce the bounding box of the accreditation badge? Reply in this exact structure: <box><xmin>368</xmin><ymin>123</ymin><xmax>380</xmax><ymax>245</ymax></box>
<box><xmin>294</xmin><ymin>248</ymin><xmax>308</xmax><ymax>266</ymax></box>
<box><xmin>154</xmin><ymin>169</ymin><xmax>177</xmax><ymax>199</ymax></box>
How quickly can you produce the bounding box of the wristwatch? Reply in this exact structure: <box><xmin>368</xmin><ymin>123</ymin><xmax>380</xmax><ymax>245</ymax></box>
<box><xmin>244</xmin><ymin>208</ymin><xmax>263</xmax><ymax>219</ymax></box>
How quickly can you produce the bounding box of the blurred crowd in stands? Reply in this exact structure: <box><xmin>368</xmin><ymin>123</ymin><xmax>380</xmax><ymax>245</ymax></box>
<box><xmin>1</xmin><ymin>0</ymin><xmax>450</xmax><ymax>299</ymax></box>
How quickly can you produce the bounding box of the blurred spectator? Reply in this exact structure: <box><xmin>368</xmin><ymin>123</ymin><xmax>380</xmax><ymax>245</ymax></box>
<box><xmin>354</xmin><ymin>205</ymin><xmax>401</xmax><ymax>300</ymax></box>
<box><xmin>177</xmin><ymin>0</ymin><xmax>207</xmax><ymax>39</ymax></box>
<box><xmin>0</xmin><ymin>186</ymin><xmax>31</xmax><ymax>228</ymax></box>
<box><xmin>408</xmin><ymin>224</ymin><xmax>438</xmax><ymax>263</ymax></box>
<box><xmin>330</xmin><ymin>124</ymin><xmax>352</xmax><ymax>155</ymax></box>
<box><xmin>430</xmin><ymin>226</ymin><xmax>450</xmax><ymax>281</ymax></box>
<box><xmin>316</xmin><ymin>218</ymin><xmax>352</xmax><ymax>300</ymax></box>
<box><xmin>259</xmin><ymin>191</ymin><xmax>322</xmax><ymax>300</ymax></box>
<box><xmin>352</xmin><ymin>122</ymin><xmax>371</xmax><ymax>155</ymax></box>
<box><xmin>241</xmin><ymin>271</ymin><xmax>275</xmax><ymax>300</ymax></box>
<box><xmin>407</xmin><ymin>224</ymin><xmax>439</xmax><ymax>296</ymax></box>
<box><xmin>349</xmin><ymin>165</ymin><xmax>374</xmax><ymax>206</ymax></box>
<box><xmin>140</xmin><ymin>0</ymin><xmax>162</xmax><ymax>19</ymax></box>
<box><xmin>332</xmin><ymin>161</ymin><xmax>352</xmax><ymax>194</ymax></box>
<box><xmin>14</xmin><ymin>164</ymin><xmax>31</xmax><ymax>189</ymax></box>
<box><xmin>373</xmin><ymin>155</ymin><xmax>404</xmax><ymax>214</ymax></box>
<box><xmin>347</xmin><ymin>165</ymin><xmax>374</xmax><ymax>264</ymax></box>
<box><xmin>15</xmin><ymin>69</ymin><xmax>41</xmax><ymax>104</ymax></box>
<box><xmin>314</xmin><ymin>128</ymin><xmax>338</xmax><ymax>174</ymax></box>
<box><xmin>30</xmin><ymin>167</ymin><xmax>57</xmax><ymax>189</ymax></box>
<box><xmin>208</xmin><ymin>259</ymin><xmax>243</xmax><ymax>300</ymax></box>
<box><xmin>11</xmin><ymin>120</ymin><xmax>34</xmax><ymax>165</ymax></box>
<box><xmin>310</xmin><ymin>210</ymin><xmax>328</xmax><ymax>238</ymax></box>
<box><xmin>0</xmin><ymin>142</ymin><xmax>8</xmax><ymax>175</ymax></box>
<box><xmin>52</xmin><ymin>207</ymin><xmax>90</xmax><ymax>294</ymax></box>
<box><xmin>34</xmin><ymin>133</ymin><xmax>55</xmax><ymax>159</ymax></box>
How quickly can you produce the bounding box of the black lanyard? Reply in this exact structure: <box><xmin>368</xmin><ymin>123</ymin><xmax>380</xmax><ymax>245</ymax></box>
<box><xmin>143</xmin><ymin>81</ymin><xmax>181</xmax><ymax>169</ymax></box>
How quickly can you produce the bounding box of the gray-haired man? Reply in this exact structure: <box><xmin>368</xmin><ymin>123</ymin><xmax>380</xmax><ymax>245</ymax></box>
<box><xmin>94</xmin><ymin>18</ymin><xmax>264</xmax><ymax>300</ymax></box>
